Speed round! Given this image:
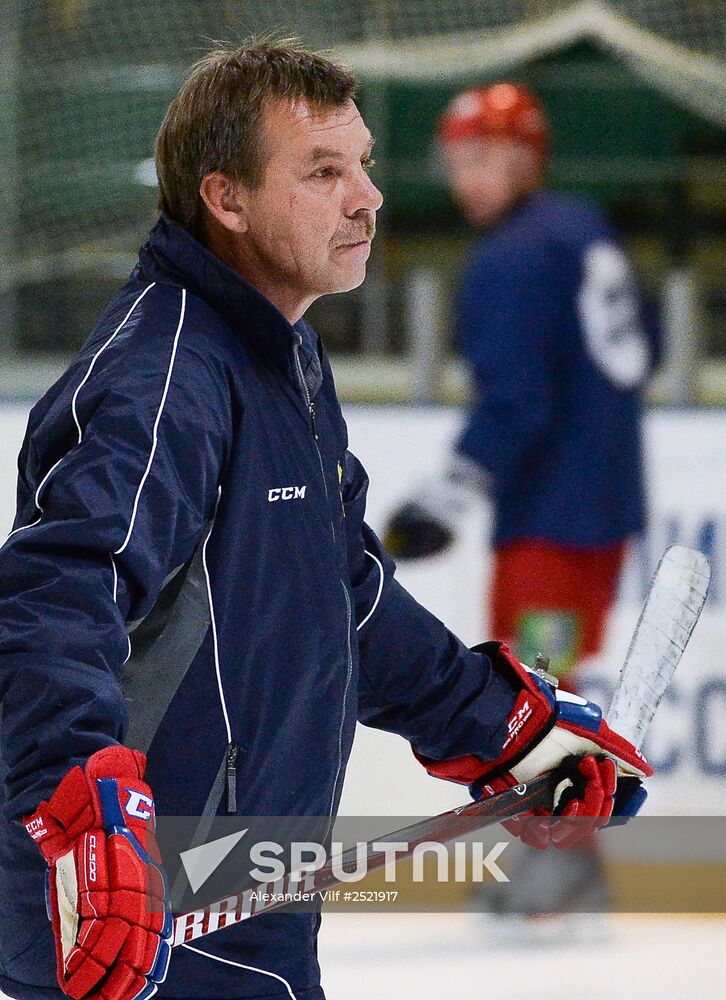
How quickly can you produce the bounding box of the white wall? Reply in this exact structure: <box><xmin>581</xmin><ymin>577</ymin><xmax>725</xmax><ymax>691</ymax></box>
<box><xmin>341</xmin><ymin>406</ymin><xmax>726</xmax><ymax>817</ymax></box>
<box><xmin>0</xmin><ymin>405</ymin><xmax>27</xmax><ymax>537</ymax></box>
<box><xmin>1</xmin><ymin>403</ymin><xmax>725</xmax><ymax>816</ymax></box>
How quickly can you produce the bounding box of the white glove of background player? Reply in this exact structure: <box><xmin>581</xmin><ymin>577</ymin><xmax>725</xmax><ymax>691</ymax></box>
<box><xmin>382</xmin><ymin>453</ymin><xmax>491</xmax><ymax>559</ymax></box>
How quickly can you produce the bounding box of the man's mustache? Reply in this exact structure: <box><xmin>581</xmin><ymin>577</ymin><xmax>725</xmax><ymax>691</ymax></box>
<box><xmin>332</xmin><ymin>215</ymin><xmax>376</xmax><ymax>247</ymax></box>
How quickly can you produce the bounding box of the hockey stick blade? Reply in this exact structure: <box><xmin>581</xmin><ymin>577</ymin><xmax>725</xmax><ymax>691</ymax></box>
<box><xmin>607</xmin><ymin>544</ymin><xmax>711</xmax><ymax>748</ymax></box>
<box><xmin>171</xmin><ymin>544</ymin><xmax>710</xmax><ymax>945</ymax></box>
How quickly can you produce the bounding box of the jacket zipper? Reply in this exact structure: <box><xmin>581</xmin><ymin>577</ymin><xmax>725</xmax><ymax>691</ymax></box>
<box><xmin>201</xmin><ymin>490</ymin><xmax>239</xmax><ymax>815</ymax></box>
<box><xmin>293</xmin><ymin>333</ymin><xmax>319</xmax><ymax>441</ymax></box>
<box><xmin>225</xmin><ymin>742</ymin><xmax>238</xmax><ymax>813</ymax></box>
<box><xmin>292</xmin><ymin>333</ymin><xmax>353</xmax><ymax>816</ymax></box>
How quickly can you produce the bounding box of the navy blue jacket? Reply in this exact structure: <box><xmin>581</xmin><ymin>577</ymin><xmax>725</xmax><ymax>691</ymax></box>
<box><xmin>0</xmin><ymin>217</ymin><xmax>516</xmax><ymax>1000</ymax></box>
<box><xmin>455</xmin><ymin>191</ymin><xmax>658</xmax><ymax>547</ymax></box>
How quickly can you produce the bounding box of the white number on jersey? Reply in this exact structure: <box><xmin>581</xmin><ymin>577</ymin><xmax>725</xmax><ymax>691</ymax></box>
<box><xmin>577</xmin><ymin>241</ymin><xmax>650</xmax><ymax>390</ymax></box>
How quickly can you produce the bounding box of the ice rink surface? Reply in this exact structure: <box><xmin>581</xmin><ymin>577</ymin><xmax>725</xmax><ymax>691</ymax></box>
<box><xmin>0</xmin><ymin>914</ymin><xmax>720</xmax><ymax>999</ymax></box>
<box><xmin>319</xmin><ymin>913</ymin><xmax>724</xmax><ymax>999</ymax></box>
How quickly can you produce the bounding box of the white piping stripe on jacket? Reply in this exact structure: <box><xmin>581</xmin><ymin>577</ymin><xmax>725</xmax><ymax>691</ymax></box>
<box><xmin>71</xmin><ymin>282</ymin><xmax>157</xmax><ymax>443</ymax></box>
<box><xmin>4</xmin><ymin>455</ymin><xmax>65</xmax><ymax>542</ymax></box>
<box><xmin>2</xmin><ymin>283</ymin><xmax>157</xmax><ymax>548</ymax></box>
<box><xmin>112</xmin><ymin>286</ymin><xmax>185</xmax><ymax>664</ymax></box>
<box><xmin>357</xmin><ymin>549</ymin><xmax>384</xmax><ymax>631</ymax></box>
<box><xmin>201</xmin><ymin>485</ymin><xmax>232</xmax><ymax>744</ymax></box>
<box><xmin>115</xmin><ymin>287</ymin><xmax>186</xmax><ymax>556</ymax></box>
<box><xmin>181</xmin><ymin>943</ymin><xmax>297</xmax><ymax>1000</ymax></box>
<box><xmin>110</xmin><ymin>551</ymin><xmax>132</xmax><ymax>665</ymax></box>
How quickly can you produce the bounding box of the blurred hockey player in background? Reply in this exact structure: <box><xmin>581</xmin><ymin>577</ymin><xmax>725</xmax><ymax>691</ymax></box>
<box><xmin>384</xmin><ymin>81</ymin><xmax>660</xmax><ymax>923</ymax></box>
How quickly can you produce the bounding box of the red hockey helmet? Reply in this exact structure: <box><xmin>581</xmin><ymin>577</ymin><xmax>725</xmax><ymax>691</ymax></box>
<box><xmin>437</xmin><ymin>82</ymin><xmax>550</xmax><ymax>161</ymax></box>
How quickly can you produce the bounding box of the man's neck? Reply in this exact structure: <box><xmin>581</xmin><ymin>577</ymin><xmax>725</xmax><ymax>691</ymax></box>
<box><xmin>204</xmin><ymin>225</ymin><xmax>312</xmax><ymax>325</ymax></box>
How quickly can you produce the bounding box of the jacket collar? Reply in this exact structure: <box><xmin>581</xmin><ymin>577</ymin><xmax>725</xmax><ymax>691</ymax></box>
<box><xmin>136</xmin><ymin>215</ymin><xmax>312</xmax><ymax>376</ymax></box>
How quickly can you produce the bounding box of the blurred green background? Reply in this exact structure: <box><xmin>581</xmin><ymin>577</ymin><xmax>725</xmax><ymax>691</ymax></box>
<box><xmin>1</xmin><ymin>0</ymin><xmax>724</xmax><ymax>400</ymax></box>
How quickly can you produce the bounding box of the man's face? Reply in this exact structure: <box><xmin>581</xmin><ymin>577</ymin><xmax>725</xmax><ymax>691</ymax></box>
<box><xmin>236</xmin><ymin>97</ymin><xmax>383</xmax><ymax>320</ymax></box>
<box><xmin>441</xmin><ymin>138</ymin><xmax>534</xmax><ymax>228</ymax></box>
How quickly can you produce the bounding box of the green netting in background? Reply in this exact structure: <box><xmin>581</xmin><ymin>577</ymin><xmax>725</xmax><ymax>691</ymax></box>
<box><xmin>0</xmin><ymin>0</ymin><xmax>724</xmax><ymax>358</ymax></box>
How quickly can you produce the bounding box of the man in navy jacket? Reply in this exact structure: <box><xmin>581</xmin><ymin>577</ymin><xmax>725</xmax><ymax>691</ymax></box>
<box><xmin>0</xmin><ymin>44</ymin><xmax>649</xmax><ymax>1000</ymax></box>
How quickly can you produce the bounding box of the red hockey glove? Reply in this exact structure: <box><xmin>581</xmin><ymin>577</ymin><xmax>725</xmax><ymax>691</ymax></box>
<box><xmin>23</xmin><ymin>746</ymin><xmax>171</xmax><ymax>1000</ymax></box>
<box><xmin>416</xmin><ymin>642</ymin><xmax>652</xmax><ymax>849</ymax></box>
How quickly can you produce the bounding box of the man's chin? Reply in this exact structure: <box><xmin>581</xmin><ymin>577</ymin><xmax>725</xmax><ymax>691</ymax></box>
<box><xmin>465</xmin><ymin>201</ymin><xmax>510</xmax><ymax>229</ymax></box>
<box><xmin>323</xmin><ymin>262</ymin><xmax>368</xmax><ymax>295</ymax></box>
<box><xmin>343</xmin><ymin>266</ymin><xmax>368</xmax><ymax>292</ymax></box>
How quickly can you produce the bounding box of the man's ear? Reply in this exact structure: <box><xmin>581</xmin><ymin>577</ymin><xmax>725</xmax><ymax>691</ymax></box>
<box><xmin>199</xmin><ymin>172</ymin><xmax>249</xmax><ymax>234</ymax></box>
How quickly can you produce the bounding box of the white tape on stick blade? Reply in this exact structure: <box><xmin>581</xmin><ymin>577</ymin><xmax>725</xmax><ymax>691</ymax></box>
<box><xmin>608</xmin><ymin>545</ymin><xmax>711</xmax><ymax>749</ymax></box>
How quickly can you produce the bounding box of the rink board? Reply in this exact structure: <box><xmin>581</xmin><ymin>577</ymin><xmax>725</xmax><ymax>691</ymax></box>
<box><xmin>1</xmin><ymin>404</ymin><xmax>724</xmax><ymax>826</ymax></box>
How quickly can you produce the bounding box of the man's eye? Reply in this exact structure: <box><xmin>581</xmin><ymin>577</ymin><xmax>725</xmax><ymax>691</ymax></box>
<box><xmin>362</xmin><ymin>157</ymin><xmax>376</xmax><ymax>172</ymax></box>
<box><xmin>313</xmin><ymin>166</ymin><xmax>338</xmax><ymax>178</ymax></box>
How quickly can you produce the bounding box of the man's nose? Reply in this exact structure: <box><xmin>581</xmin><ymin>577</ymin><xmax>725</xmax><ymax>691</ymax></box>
<box><xmin>366</xmin><ymin>175</ymin><xmax>384</xmax><ymax>213</ymax></box>
<box><xmin>348</xmin><ymin>168</ymin><xmax>384</xmax><ymax>215</ymax></box>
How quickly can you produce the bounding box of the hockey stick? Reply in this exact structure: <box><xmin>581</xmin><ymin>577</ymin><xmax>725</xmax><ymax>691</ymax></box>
<box><xmin>171</xmin><ymin>544</ymin><xmax>710</xmax><ymax>946</ymax></box>
<box><xmin>607</xmin><ymin>544</ymin><xmax>711</xmax><ymax>746</ymax></box>
<box><xmin>171</xmin><ymin>772</ymin><xmax>560</xmax><ymax>945</ymax></box>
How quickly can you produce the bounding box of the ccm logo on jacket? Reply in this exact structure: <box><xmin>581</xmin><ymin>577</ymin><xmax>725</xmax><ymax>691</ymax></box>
<box><xmin>268</xmin><ymin>485</ymin><xmax>307</xmax><ymax>502</ymax></box>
